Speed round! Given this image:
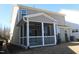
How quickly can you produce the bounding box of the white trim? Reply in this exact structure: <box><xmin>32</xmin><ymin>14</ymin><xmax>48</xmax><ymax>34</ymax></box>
<box><xmin>54</xmin><ymin>23</ymin><xmax>57</xmax><ymax>45</ymax></box>
<box><xmin>29</xmin><ymin>36</ymin><xmax>42</xmax><ymax>38</ymax></box>
<box><xmin>27</xmin><ymin>18</ymin><xmax>29</xmax><ymax>47</ymax></box>
<box><xmin>42</xmin><ymin>22</ymin><xmax>44</xmax><ymax>46</ymax></box>
<box><xmin>29</xmin><ymin>45</ymin><xmax>43</xmax><ymax>48</ymax></box>
<box><xmin>23</xmin><ymin>16</ymin><xmax>27</xmax><ymax>22</ymax></box>
<box><xmin>29</xmin><ymin>35</ymin><xmax>54</xmax><ymax>38</ymax></box>
<box><xmin>29</xmin><ymin>20</ymin><xmax>55</xmax><ymax>24</ymax></box>
<box><xmin>23</xmin><ymin>13</ymin><xmax>56</xmax><ymax>22</ymax></box>
<box><xmin>43</xmin><ymin>13</ymin><xmax>56</xmax><ymax>22</ymax></box>
<box><xmin>29</xmin><ymin>44</ymin><xmax>55</xmax><ymax>48</ymax></box>
<box><xmin>44</xmin><ymin>44</ymin><xmax>55</xmax><ymax>46</ymax></box>
<box><xmin>44</xmin><ymin>36</ymin><xmax>55</xmax><ymax>37</ymax></box>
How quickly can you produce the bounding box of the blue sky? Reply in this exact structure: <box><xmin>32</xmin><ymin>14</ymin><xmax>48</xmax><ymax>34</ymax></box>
<box><xmin>0</xmin><ymin>4</ymin><xmax>79</xmax><ymax>28</ymax></box>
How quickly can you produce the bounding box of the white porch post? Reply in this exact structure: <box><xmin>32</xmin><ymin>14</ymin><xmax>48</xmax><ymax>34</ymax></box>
<box><xmin>27</xmin><ymin>18</ymin><xmax>29</xmax><ymax>47</ymax></box>
<box><xmin>42</xmin><ymin>22</ymin><xmax>44</xmax><ymax>46</ymax></box>
<box><xmin>54</xmin><ymin>23</ymin><xmax>57</xmax><ymax>45</ymax></box>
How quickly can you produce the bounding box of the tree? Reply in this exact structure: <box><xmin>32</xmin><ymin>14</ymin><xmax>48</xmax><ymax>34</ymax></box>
<box><xmin>0</xmin><ymin>25</ymin><xmax>10</xmax><ymax>44</ymax></box>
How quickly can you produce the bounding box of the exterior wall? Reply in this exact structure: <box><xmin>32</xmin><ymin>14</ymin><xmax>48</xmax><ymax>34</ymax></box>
<box><xmin>66</xmin><ymin>29</ymin><xmax>70</xmax><ymax>41</ymax></box>
<box><xmin>66</xmin><ymin>22</ymin><xmax>79</xmax><ymax>40</ymax></box>
<box><xmin>60</xmin><ymin>28</ymin><xmax>71</xmax><ymax>42</ymax></box>
<box><xmin>49</xmin><ymin>14</ymin><xmax>65</xmax><ymax>25</ymax></box>
<box><xmin>10</xmin><ymin>27</ymin><xmax>20</xmax><ymax>45</ymax></box>
<box><xmin>56</xmin><ymin>25</ymin><xmax>71</xmax><ymax>42</ymax></box>
<box><xmin>10</xmin><ymin>5</ymin><xmax>20</xmax><ymax>45</ymax></box>
<box><xmin>19</xmin><ymin>6</ymin><xmax>65</xmax><ymax>25</ymax></box>
<box><xmin>27</xmin><ymin>9</ymin><xmax>41</xmax><ymax>15</ymax></box>
<box><xmin>60</xmin><ymin>28</ymin><xmax>66</xmax><ymax>42</ymax></box>
<box><xmin>10</xmin><ymin>5</ymin><xmax>66</xmax><ymax>47</ymax></box>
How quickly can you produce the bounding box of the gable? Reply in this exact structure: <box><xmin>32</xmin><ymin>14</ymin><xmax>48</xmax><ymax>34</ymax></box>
<box><xmin>28</xmin><ymin>13</ymin><xmax>56</xmax><ymax>23</ymax></box>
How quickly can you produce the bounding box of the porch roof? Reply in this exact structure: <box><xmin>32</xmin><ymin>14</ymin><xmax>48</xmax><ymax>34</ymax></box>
<box><xmin>57</xmin><ymin>24</ymin><xmax>71</xmax><ymax>29</ymax></box>
<box><xmin>17</xmin><ymin>13</ymin><xmax>57</xmax><ymax>26</ymax></box>
<box><xmin>23</xmin><ymin>13</ymin><xmax>56</xmax><ymax>22</ymax></box>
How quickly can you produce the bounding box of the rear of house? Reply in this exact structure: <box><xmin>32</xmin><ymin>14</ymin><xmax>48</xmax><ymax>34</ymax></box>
<box><xmin>66</xmin><ymin>21</ymin><xmax>79</xmax><ymax>41</ymax></box>
<box><xmin>9</xmin><ymin>5</ymin><xmax>71</xmax><ymax>48</ymax></box>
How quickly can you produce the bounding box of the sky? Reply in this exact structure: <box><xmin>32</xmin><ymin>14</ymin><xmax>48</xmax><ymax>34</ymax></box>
<box><xmin>1</xmin><ymin>4</ymin><xmax>79</xmax><ymax>28</ymax></box>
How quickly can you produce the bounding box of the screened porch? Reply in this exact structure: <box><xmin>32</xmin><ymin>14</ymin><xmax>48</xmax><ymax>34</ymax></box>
<box><xmin>18</xmin><ymin>13</ymin><xmax>56</xmax><ymax>48</ymax></box>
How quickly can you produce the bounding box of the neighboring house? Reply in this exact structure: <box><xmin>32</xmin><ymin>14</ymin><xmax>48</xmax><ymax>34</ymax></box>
<box><xmin>9</xmin><ymin>5</ymin><xmax>70</xmax><ymax>48</ymax></box>
<box><xmin>66</xmin><ymin>21</ymin><xmax>79</xmax><ymax>40</ymax></box>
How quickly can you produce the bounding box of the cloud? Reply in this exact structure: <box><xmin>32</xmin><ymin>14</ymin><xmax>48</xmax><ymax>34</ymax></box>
<box><xmin>59</xmin><ymin>9</ymin><xmax>79</xmax><ymax>24</ymax></box>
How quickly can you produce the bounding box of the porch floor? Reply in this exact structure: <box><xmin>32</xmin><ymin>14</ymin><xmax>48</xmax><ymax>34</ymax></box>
<box><xmin>7</xmin><ymin>41</ymin><xmax>79</xmax><ymax>54</ymax></box>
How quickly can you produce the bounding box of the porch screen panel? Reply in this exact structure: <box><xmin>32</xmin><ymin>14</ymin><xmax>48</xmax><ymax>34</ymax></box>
<box><xmin>29</xmin><ymin>22</ymin><xmax>42</xmax><ymax>46</ymax></box>
<box><xmin>44</xmin><ymin>36</ymin><xmax>55</xmax><ymax>44</ymax></box>
<box><xmin>24</xmin><ymin>22</ymin><xmax>27</xmax><ymax>36</ymax></box>
<box><xmin>23</xmin><ymin>22</ymin><xmax>27</xmax><ymax>46</ymax></box>
<box><xmin>44</xmin><ymin>23</ymin><xmax>54</xmax><ymax>36</ymax></box>
<box><xmin>29</xmin><ymin>37</ymin><xmax>42</xmax><ymax>46</ymax></box>
<box><xmin>20</xmin><ymin>23</ymin><xmax>27</xmax><ymax>46</ymax></box>
<box><xmin>29</xmin><ymin>22</ymin><xmax>42</xmax><ymax>36</ymax></box>
<box><xmin>20</xmin><ymin>25</ymin><xmax>23</xmax><ymax>37</ymax></box>
<box><xmin>44</xmin><ymin>23</ymin><xmax>55</xmax><ymax>44</ymax></box>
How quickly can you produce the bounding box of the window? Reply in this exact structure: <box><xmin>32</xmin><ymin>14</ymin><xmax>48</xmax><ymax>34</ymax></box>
<box><xmin>29</xmin><ymin>22</ymin><xmax>42</xmax><ymax>36</ymax></box>
<box><xmin>44</xmin><ymin>23</ymin><xmax>54</xmax><ymax>36</ymax></box>
<box><xmin>19</xmin><ymin>9</ymin><xmax>27</xmax><ymax>14</ymax></box>
<box><xmin>72</xmin><ymin>30</ymin><xmax>75</xmax><ymax>33</ymax></box>
<box><xmin>72</xmin><ymin>29</ymin><xmax>79</xmax><ymax>33</ymax></box>
<box><xmin>76</xmin><ymin>29</ymin><xmax>78</xmax><ymax>32</ymax></box>
<box><xmin>19</xmin><ymin>9</ymin><xmax>27</xmax><ymax>16</ymax></box>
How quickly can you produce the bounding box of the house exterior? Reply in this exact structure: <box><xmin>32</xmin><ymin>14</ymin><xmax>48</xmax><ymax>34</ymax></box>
<box><xmin>66</xmin><ymin>21</ymin><xmax>79</xmax><ymax>40</ymax></box>
<box><xmin>9</xmin><ymin>5</ymin><xmax>71</xmax><ymax>48</ymax></box>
